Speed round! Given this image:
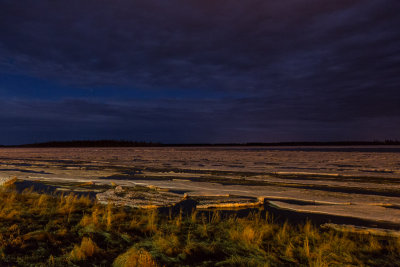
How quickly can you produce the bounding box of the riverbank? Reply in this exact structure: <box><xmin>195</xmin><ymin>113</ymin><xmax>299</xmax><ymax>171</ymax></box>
<box><xmin>0</xmin><ymin>186</ymin><xmax>399</xmax><ymax>266</ymax></box>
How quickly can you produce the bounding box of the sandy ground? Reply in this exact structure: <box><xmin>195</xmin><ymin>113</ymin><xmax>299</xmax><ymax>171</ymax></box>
<box><xmin>1</xmin><ymin>146</ymin><xmax>400</xmax><ymax>225</ymax></box>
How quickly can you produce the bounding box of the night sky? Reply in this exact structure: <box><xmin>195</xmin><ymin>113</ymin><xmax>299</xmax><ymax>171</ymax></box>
<box><xmin>1</xmin><ymin>0</ymin><xmax>399</xmax><ymax>145</ymax></box>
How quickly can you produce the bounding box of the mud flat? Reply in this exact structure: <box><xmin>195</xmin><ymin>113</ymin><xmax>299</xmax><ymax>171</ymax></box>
<box><xmin>1</xmin><ymin>146</ymin><xmax>400</xmax><ymax>230</ymax></box>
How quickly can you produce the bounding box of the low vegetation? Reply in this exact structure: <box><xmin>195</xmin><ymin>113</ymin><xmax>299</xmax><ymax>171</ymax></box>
<box><xmin>0</xmin><ymin>185</ymin><xmax>399</xmax><ymax>266</ymax></box>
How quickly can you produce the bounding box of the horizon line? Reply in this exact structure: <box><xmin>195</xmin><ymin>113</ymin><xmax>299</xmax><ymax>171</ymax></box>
<box><xmin>1</xmin><ymin>139</ymin><xmax>400</xmax><ymax>148</ymax></box>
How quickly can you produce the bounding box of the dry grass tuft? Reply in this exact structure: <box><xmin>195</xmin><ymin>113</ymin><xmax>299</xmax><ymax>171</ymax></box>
<box><xmin>229</xmin><ymin>223</ymin><xmax>262</xmax><ymax>247</ymax></box>
<box><xmin>154</xmin><ymin>233</ymin><xmax>181</xmax><ymax>256</ymax></box>
<box><xmin>69</xmin><ymin>237</ymin><xmax>101</xmax><ymax>261</ymax></box>
<box><xmin>113</xmin><ymin>247</ymin><xmax>157</xmax><ymax>267</ymax></box>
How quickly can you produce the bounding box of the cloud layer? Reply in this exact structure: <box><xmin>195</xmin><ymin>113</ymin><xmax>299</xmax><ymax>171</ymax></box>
<box><xmin>0</xmin><ymin>0</ymin><xmax>399</xmax><ymax>144</ymax></box>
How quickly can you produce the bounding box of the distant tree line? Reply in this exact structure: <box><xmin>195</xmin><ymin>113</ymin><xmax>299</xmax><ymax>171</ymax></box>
<box><xmin>243</xmin><ymin>140</ymin><xmax>400</xmax><ymax>146</ymax></box>
<box><xmin>0</xmin><ymin>139</ymin><xmax>399</xmax><ymax>147</ymax></box>
<box><xmin>169</xmin><ymin>140</ymin><xmax>400</xmax><ymax>146</ymax></box>
<box><xmin>13</xmin><ymin>140</ymin><xmax>161</xmax><ymax>148</ymax></box>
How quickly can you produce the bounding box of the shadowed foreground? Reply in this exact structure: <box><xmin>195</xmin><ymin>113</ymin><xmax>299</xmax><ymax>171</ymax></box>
<box><xmin>0</xmin><ymin>186</ymin><xmax>399</xmax><ymax>266</ymax></box>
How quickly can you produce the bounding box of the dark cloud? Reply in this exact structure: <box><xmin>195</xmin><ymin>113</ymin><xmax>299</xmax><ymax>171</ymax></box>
<box><xmin>0</xmin><ymin>0</ymin><xmax>399</xmax><ymax>144</ymax></box>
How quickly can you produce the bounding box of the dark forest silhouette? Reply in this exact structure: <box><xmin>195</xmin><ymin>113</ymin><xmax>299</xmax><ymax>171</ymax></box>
<box><xmin>1</xmin><ymin>139</ymin><xmax>399</xmax><ymax>148</ymax></box>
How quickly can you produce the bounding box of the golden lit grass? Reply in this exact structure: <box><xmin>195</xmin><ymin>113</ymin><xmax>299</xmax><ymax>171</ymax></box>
<box><xmin>153</xmin><ymin>233</ymin><xmax>181</xmax><ymax>256</ymax></box>
<box><xmin>113</xmin><ymin>247</ymin><xmax>157</xmax><ymax>267</ymax></box>
<box><xmin>229</xmin><ymin>224</ymin><xmax>262</xmax><ymax>247</ymax></box>
<box><xmin>69</xmin><ymin>237</ymin><xmax>101</xmax><ymax>261</ymax></box>
<box><xmin>0</xmin><ymin>186</ymin><xmax>399</xmax><ymax>266</ymax></box>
